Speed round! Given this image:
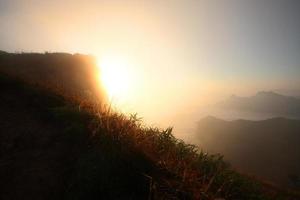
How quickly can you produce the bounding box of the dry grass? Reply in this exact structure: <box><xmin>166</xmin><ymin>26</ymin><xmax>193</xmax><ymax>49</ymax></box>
<box><xmin>0</xmin><ymin>71</ymin><xmax>269</xmax><ymax>199</ymax></box>
<box><xmin>1</xmin><ymin>52</ymin><xmax>296</xmax><ymax>199</ymax></box>
<box><xmin>76</xmin><ymin>101</ymin><xmax>267</xmax><ymax>199</ymax></box>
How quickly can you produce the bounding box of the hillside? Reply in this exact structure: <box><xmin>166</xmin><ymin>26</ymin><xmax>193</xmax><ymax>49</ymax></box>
<box><xmin>0</xmin><ymin>52</ymin><xmax>105</xmax><ymax>102</ymax></box>
<box><xmin>0</xmin><ymin>73</ymin><xmax>153</xmax><ymax>199</ymax></box>
<box><xmin>0</xmin><ymin>52</ymin><xmax>299</xmax><ymax>199</ymax></box>
<box><xmin>195</xmin><ymin>116</ymin><xmax>300</xmax><ymax>189</ymax></box>
<box><xmin>216</xmin><ymin>92</ymin><xmax>300</xmax><ymax>119</ymax></box>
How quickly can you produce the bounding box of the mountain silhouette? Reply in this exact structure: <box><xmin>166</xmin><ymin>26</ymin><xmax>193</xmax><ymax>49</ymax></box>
<box><xmin>216</xmin><ymin>91</ymin><xmax>300</xmax><ymax>118</ymax></box>
<box><xmin>195</xmin><ymin>116</ymin><xmax>300</xmax><ymax>188</ymax></box>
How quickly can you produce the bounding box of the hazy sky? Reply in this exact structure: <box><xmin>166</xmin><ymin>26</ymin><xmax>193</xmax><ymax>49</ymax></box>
<box><xmin>1</xmin><ymin>0</ymin><xmax>300</xmax><ymax>127</ymax></box>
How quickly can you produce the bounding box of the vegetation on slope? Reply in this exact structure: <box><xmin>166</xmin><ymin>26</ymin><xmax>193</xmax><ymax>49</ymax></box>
<box><xmin>0</xmin><ymin>52</ymin><xmax>298</xmax><ymax>199</ymax></box>
<box><xmin>0</xmin><ymin>72</ymin><xmax>286</xmax><ymax>200</ymax></box>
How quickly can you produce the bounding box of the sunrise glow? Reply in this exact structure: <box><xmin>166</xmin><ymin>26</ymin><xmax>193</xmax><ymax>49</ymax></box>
<box><xmin>98</xmin><ymin>55</ymin><xmax>133</xmax><ymax>101</ymax></box>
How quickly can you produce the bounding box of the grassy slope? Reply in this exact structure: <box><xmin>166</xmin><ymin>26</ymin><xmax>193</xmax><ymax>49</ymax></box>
<box><xmin>0</xmin><ymin>74</ymin><xmax>286</xmax><ymax>200</ymax></box>
<box><xmin>0</xmin><ymin>53</ymin><xmax>298</xmax><ymax>199</ymax></box>
<box><xmin>0</xmin><ymin>74</ymin><xmax>153</xmax><ymax>199</ymax></box>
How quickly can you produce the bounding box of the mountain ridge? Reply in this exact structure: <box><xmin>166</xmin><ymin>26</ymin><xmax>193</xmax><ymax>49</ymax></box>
<box><xmin>216</xmin><ymin>91</ymin><xmax>300</xmax><ymax>118</ymax></box>
<box><xmin>195</xmin><ymin>116</ymin><xmax>300</xmax><ymax>189</ymax></box>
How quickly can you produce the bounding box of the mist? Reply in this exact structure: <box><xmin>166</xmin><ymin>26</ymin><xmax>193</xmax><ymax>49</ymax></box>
<box><xmin>1</xmin><ymin>0</ymin><xmax>300</xmax><ymax>138</ymax></box>
<box><xmin>1</xmin><ymin>0</ymin><xmax>300</xmax><ymax>196</ymax></box>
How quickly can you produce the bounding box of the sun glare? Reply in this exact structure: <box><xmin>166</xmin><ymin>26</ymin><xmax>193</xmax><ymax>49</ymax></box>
<box><xmin>98</xmin><ymin>55</ymin><xmax>133</xmax><ymax>101</ymax></box>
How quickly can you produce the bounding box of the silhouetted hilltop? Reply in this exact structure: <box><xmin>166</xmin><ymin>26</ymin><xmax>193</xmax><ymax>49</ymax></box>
<box><xmin>1</xmin><ymin>52</ymin><xmax>299</xmax><ymax>199</ymax></box>
<box><xmin>0</xmin><ymin>50</ymin><xmax>8</xmax><ymax>55</ymax></box>
<box><xmin>0</xmin><ymin>51</ymin><xmax>105</xmax><ymax>102</ymax></box>
<box><xmin>216</xmin><ymin>91</ymin><xmax>300</xmax><ymax>118</ymax></box>
<box><xmin>195</xmin><ymin>116</ymin><xmax>300</xmax><ymax>189</ymax></box>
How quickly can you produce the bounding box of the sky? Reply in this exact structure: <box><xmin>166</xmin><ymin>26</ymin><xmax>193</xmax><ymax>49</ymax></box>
<box><xmin>1</xmin><ymin>0</ymin><xmax>300</xmax><ymax>130</ymax></box>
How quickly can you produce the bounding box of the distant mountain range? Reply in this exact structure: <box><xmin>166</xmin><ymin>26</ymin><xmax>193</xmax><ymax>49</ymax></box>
<box><xmin>216</xmin><ymin>91</ymin><xmax>300</xmax><ymax>118</ymax></box>
<box><xmin>194</xmin><ymin>116</ymin><xmax>300</xmax><ymax>188</ymax></box>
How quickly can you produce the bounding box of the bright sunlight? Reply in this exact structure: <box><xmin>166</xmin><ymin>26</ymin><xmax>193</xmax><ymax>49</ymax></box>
<box><xmin>97</xmin><ymin>55</ymin><xmax>133</xmax><ymax>101</ymax></box>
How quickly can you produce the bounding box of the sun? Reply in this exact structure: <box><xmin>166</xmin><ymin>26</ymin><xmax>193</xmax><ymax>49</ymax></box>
<box><xmin>98</xmin><ymin>55</ymin><xmax>132</xmax><ymax>101</ymax></box>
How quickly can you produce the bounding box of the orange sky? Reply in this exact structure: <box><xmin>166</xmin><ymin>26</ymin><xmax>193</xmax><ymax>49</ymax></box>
<box><xmin>1</xmin><ymin>0</ymin><xmax>300</xmax><ymax>131</ymax></box>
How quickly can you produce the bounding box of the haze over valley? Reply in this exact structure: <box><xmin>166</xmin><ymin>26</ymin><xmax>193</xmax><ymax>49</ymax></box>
<box><xmin>1</xmin><ymin>0</ymin><xmax>300</xmax><ymax>199</ymax></box>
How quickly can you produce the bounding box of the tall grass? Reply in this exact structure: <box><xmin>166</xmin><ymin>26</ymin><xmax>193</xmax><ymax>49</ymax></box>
<box><xmin>0</xmin><ymin>67</ymin><xmax>279</xmax><ymax>199</ymax></box>
<box><xmin>76</xmin><ymin>102</ymin><xmax>267</xmax><ymax>199</ymax></box>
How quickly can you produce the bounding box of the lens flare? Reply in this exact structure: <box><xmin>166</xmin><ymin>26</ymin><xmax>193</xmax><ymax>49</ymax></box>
<box><xmin>98</xmin><ymin>55</ymin><xmax>132</xmax><ymax>101</ymax></box>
